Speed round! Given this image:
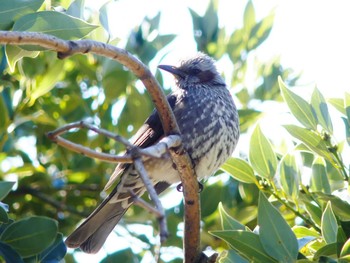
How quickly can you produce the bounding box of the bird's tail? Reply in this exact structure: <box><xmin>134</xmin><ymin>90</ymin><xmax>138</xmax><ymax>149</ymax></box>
<box><xmin>65</xmin><ymin>167</ymin><xmax>146</xmax><ymax>254</ymax></box>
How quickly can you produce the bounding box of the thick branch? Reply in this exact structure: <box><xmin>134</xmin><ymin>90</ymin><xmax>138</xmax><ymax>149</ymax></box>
<box><xmin>0</xmin><ymin>30</ymin><xmax>201</xmax><ymax>262</ymax></box>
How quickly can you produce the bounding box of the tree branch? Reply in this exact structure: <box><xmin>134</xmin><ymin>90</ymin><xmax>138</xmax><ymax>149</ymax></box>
<box><xmin>0</xmin><ymin>30</ymin><xmax>201</xmax><ymax>262</ymax></box>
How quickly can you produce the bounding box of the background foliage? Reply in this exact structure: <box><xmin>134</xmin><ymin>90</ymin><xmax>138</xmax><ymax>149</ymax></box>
<box><xmin>0</xmin><ymin>0</ymin><xmax>349</xmax><ymax>262</ymax></box>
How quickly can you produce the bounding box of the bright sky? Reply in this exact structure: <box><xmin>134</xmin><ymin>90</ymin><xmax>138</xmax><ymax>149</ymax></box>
<box><xmin>76</xmin><ymin>0</ymin><xmax>350</xmax><ymax>261</ymax></box>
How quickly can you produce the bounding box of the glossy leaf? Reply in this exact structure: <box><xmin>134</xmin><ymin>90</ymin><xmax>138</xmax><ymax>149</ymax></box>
<box><xmin>342</xmin><ymin>117</ymin><xmax>350</xmax><ymax>146</ymax></box>
<box><xmin>221</xmin><ymin>157</ymin><xmax>256</xmax><ymax>184</ymax></box>
<box><xmin>0</xmin><ymin>181</ymin><xmax>15</xmax><ymax>201</ymax></box>
<box><xmin>314</xmin><ymin>192</ymin><xmax>350</xmax><ymax>221</ymax></box>
<box><xmin>249</xmin><ymin>124</ymin><xmax>277</xmax><ymax>179</ymax></box>
<box><xmin>243</xmin><ymin>1</ymin><xmax>256</xmax><ymax>34</ymax></box>
<box><xmin>218</xmin><ymin>202</ymin><xmax>245</xmax><ymax>231</ymax></box>
<box><xmin>211</xmin><ymin>230</ymin><xmax>278</xmax><ymax>263</ymax></box>
<box><xmin>279</xmin><ymin>153</ymin><xmax>299</xmax><ymax>199</ymax></box>
<box><xmin>292</xmin><ymin>226</ymin><xmax>320</xmax><ymax>238</ymax></box>
<box><xmin>310</xmin><ymin>157</ymin><xmax>331</xmax><ymax>194</ymax></box>
<box><xmin>321</xmin><ymin>202</ymin><xmax>338</xmax><ymax>244</ymax></box>
<box><xmin>313</xmin><ymin>242</ymin><xmax>339</xmax><ymax>261</ymax></box>
<box><xmin>283</xmin><ymin>125</ymin><xmax>334</xmax><ymax>163</ymax></box>
<box><xmin>0</xmin><ymin>241</ymin><xmax>24</xmax><ymax>263</ymax></box>
<box><xmin>258</xmin><ymin>192</ymin><xmax>298</xmax><ymax>262</ymax></box>
<box><xmin>279</xmin><ymin>77</ymin><xmax>317</xmax><ymax>130</ymax></box>
<box><xmin>0</xmin><ymin>216</ymin><xmax>58</xmax><ymax>257</ymax></box>
<box><xmin>0</xmin><ymin>0</ymin><xmax>44</xmax><ymax>30</ymax></box>
<box><xmin>12</xmin><ymin>11</ymin><xmax>98</xmax><ymax>45</ymax></box>
<box><xmin>345</xmin><ymin>92</ymin><xmax>350</xmax><ymax>122</ymax></box>
<box><xmin>5</xmin><ymin>45</ymin><xmax>40</xmax><ymax>72</ymax></box>
<box><xmin>328</xmin><ymin>97</ymin><xmax>346</xmax><ymax>115</ymax></box>
<box><xmin>340</xmin><ymin>238</ymin><xmax>350</xmax><ymax>258</ymax></box>
<box><xmin>28</xmin><ymin>59</ymin><xmax>65</xmax><ymax>105</ymax></box>
<box><xmin>218</xmin><ymin>250</ymin><xmax>248</xmax><ymax>263</ymax></box>
<box><xmin>311</xmin><ymin>87</ymin><xmax>333</xmax><ymax>133</ymax></box>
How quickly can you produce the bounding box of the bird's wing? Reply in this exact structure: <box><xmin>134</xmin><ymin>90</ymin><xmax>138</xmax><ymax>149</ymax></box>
<box><xmin>104</xmin><ymin>94</ymin><xmax>177</xmax><ymax>190</ymax></box>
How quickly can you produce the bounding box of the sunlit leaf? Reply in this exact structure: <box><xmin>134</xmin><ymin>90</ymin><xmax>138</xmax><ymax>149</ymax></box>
<box><xmin>0</xmin><ymin>0</ymin><xmax>44</xmax><ymax>30</ymax></box>
<box><xmin>237</xmin><ymin>109</ymin><xmax>262</xmax><ymax>133</ymax></box>
<box><xmin>243</xmin><ymin>1</ymin><xmax>256</xmax><ymax>34</ymax></box>
<box><xmin>311</xmin><ymin>87</ymin><xmax>333</xmax><ymax>133</ymax></box>
<box><xmin>342</xmin><ymin>117</ymin><xmax>350</xmax><ymax>146</ymax></box>
<box><xmin>345</xmin><ymin>92</ymin><xmax>350</xmax><ymax>122</ymax></box>
<box><xmin>279</xmin><ymin>153</ymin><xmax>299</xmax><ymax>199</ymax></box>
<box><xmin>279</xmin><ymin>77</ymin><xmax>317</xmax><ymax>130</ymax></box>
<box><xmin>249</xmin><ymin>124</ymin><xmax>277</xmax><ymax>179</ymax></box>
<box><xmin>221</xmin><ymin>157</ymin><xmax>256</xmax><ymax>184</ymax></box>
<box><xmin>321</xmin><ymin>202</ymin><xmax>338</xmax><ymax>244</ymax></box>
<box><xmin>310</xmin><ymin>157</ymin><xmax>331</xmax><ymax>194</ymax></box>
<box><xmin>314</xmin><ymin>192</ymin><xmax>350</xmax><ymax>221</ymax></box>
<box><xmin>13</xmin><ymin>11</ymin><xmax>98</xmax><ymax>50</ymax></box>
<box><xmin>66</xmin><ymin>0</ymin><xmax>85</xmax><ymax>19</ymax></box>
<box><xmin>210</xmin><ymin>230</ymin><xmax>278</xmax><ymax>263</ymax></box>
<box><xmin>0</xmin><ymin>216</ymin><xmax>58</xmax><ymax>257</ymax></box>
<box><xmin>313</xmin><ymin>242</ymin><xmax>339</xmax><ymax>261</ymax></box>
<box><xmin>340</xmin><ymin>238</ymin><xmax>350</xmax><ymax>258</ymax></box>
<box><xmin>5</xmin><ymin>45</ymin><xmax>39</xmax><ymax>72</ymax></box>
<box><xmin>248</xmin><ymin>12</ymin><xmax>274</xmax><ymax>50</ymax></box>
<box><xmin>328</xmin><ymin>97</ymin><xmax>346</xmax><ymax>115</ymax></box>
<box><xmin>283</xmin><ymin>125</ymin><xmax>334</xmax><ymax>164</ymax></box>
<box><xmin>218</xmin><ymin>250</ymin><xmax>248</xmax><ymax>263</ymax></box>
<box><xmin>292</xmin><ymin>226</ymin><xmax>320</xmax><ymax>238</ymax></box>
<box><xmin>258</xmin><ymin>192</ymin><xmax>298</xmax><ymax>262</ymax></box>
<box><xmin>218</xmin><ymin>202</ymin><xmax>245</xmax><ymax>231</ymax></box>
<box><xmin>28</xmin><ymin>60</ymin><xmax>65</xmax><ymax>105</ymax></box>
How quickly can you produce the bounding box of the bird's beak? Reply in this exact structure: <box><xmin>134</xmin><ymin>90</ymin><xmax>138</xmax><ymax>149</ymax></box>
<box><xmin>158</xmin><ymin>65</ymin><xmax>185</xmax><ymax>78</ymax></box>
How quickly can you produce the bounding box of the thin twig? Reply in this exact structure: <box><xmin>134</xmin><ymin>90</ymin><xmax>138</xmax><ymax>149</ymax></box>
<box><xmin>133</xmin><ymin>158</ymin><xmax>168</xmax><ymax>242</ymax></box>
<box><xmin>129</xmin><ymin>190</ymin><xmax>163</xmax><ymax>218</ymax></box>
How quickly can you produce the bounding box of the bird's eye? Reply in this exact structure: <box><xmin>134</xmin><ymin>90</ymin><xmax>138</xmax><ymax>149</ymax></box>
<box><xmin>190</xmin><ymin>68</ymin><xmax>201</xmax><ymax>75</ymax></box>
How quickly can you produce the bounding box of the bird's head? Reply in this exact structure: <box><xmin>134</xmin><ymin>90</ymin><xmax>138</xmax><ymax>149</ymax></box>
<box><xmin>158</xmin><ymin>53</ymin><xmax>225</xmax><ymax>89</ymax></box>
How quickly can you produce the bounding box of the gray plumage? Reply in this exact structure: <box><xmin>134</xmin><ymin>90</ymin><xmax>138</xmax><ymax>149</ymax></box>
<box><xmin>65</xmin><ymin>53</ymin><xmax>240</xmax><ymax>253</ymax></box>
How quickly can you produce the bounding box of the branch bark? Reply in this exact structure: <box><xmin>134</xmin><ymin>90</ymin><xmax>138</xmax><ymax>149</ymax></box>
<box><xmin>0</xmin><ymin>30</ymin><xmax>201</xmax><ymax>262</ymax></box>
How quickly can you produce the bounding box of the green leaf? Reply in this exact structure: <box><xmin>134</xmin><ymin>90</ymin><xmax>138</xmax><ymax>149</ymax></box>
<box><xmin>292</xmin><ymin>226</ymin><xmax>320</xmax><ymax>238</ymax></box>
<box><xmin>0</xmin><ymin>242</ymin><xmax>24</xmax><ymax>263</ymax></box>
<box><xmin>5</xmin><ymin>45</ymin><xmax>40</xmax><ymax>72</ymax></box>
<box><xmin>248</xmin><ymin>12</ymin><xmax>274</xmax><ymax>50</ymax></box>
<box><xmin>313</xmin><ymin>192</ymin><xmax>350</xmax><ymax>221</ymax></box>
<box><xmin>345</xmin><ymin>92</ymin><xmax>350</xmax><ymax>122</ymax></box>
<box><xmin>12</xmin><ymin>11</ymin><xmax>98</xmax><ymax>50</ymax></box>
<box><xmin>258</xmin><ymin>192</ymin><xmax>298</xmax><ymax>262</ymax></box>
<box><xmin>218</xmin><ymin>250</ymin><xmax>248</xmax><ymax>263</ymax></box>
<box><xmin>328</xmin><ymin>97</ymin><xmax>346</xmax><ymax>115</ymax></box>
<box><xmin>0</xmin><ymin>206</ymin><xmax>9</xmax><ymax>223</ymax></box>
<box><xmin>342</xmin><ymin>117</ymin><xmax>350</xmax><ymax>147</ymax></box>
<box><xmin>279</xmin><ymin>153</ymin><xmax>299</xmax><ymax>199</ymax></box>
<box><xmin>237</xmin><ymin>109</ymin><xmax>262</xmax><ymax>133</ymax></box>
<box><xmin>0</xmin><ymin>95</ymin><xmax>10</xmax><ymax>131</ymax></box>
<box><xmin>311</xmin><ymin>87</ymin><xmax>333</xmax><ymax>133</ymax></box>
<box><xmin>243</xmin><ymin>1</ymin><xmax>256</xmax><ymax>34</ymax></box>
<box><xmin>321</xmin><ymin>202</ymin><xmax>338</xmax><ymax>244</ymax></box>
<box><xmin>0</xmin><ymin>181</ymin><xmax>15</xmax><ymax>201</ymax></box>
<box><xmin>310</xmin><ymin>157</ymin><xmax>331</xmax><ymax>194</ymax></box>
<box><xmin>249</xmin><ymin>124</ymin><xmax>277</xmax><ymax>179</ymax></box>
<box><xmin>218</xmin><ymin>202</ymin><xmax>245</xmax><ymax>231</ymax></box>
<box><xmin>313</xmin><ymin>242</ymin><xmax>339</xmax><ymax>261</ymax></box>
<box><xmin>303</xmin><ymin>199</ymin><xmax>322</xmax><ymax>227</ymax></box>
<box><xmin>279</xmin><ymin>77</ymin><xmax>318</xmax><ymax>130</ymax></box>
<box><xmin>210</xmin><ymin>230</ymin><xmax>278</xmax><ymax>263</ymax></box>
<box><xmin>0</xmin><ymin>0</ymin><xmax>44</xmax><ymax>30</ymax></box>
<box><xmin>66</xmin><ymin>0</ymin><xmax>85</xmax><ymax>19</ymax></box>
<box><xmin>28</xmin><ymin>60</ymin><xmax>65</xmax><ymax>106</ymax></box>
<box><xmin>0</xmin><ymin>216</ymin><xmax>58</xmax><ymax>257</ymax></box>
<box><xmin>340</xmin><ymin>238</ymin><xmax>350</xmax><ymax>257</ymax></box>
<box><xmin>221</xmin><ymin>157</ymin><xmax>256</xmax><ymax>184</ymax></box>
<box><xmin>283</xmin><ymin>125</ymin><xmax>334</xmax><ymax>164</ymax></box>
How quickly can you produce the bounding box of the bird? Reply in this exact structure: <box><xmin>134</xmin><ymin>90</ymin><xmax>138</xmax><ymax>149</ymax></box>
<box><xmin>65</xmin><ymin>52</ymin><xmax>240</xmax><ymax>254</ymax></box>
